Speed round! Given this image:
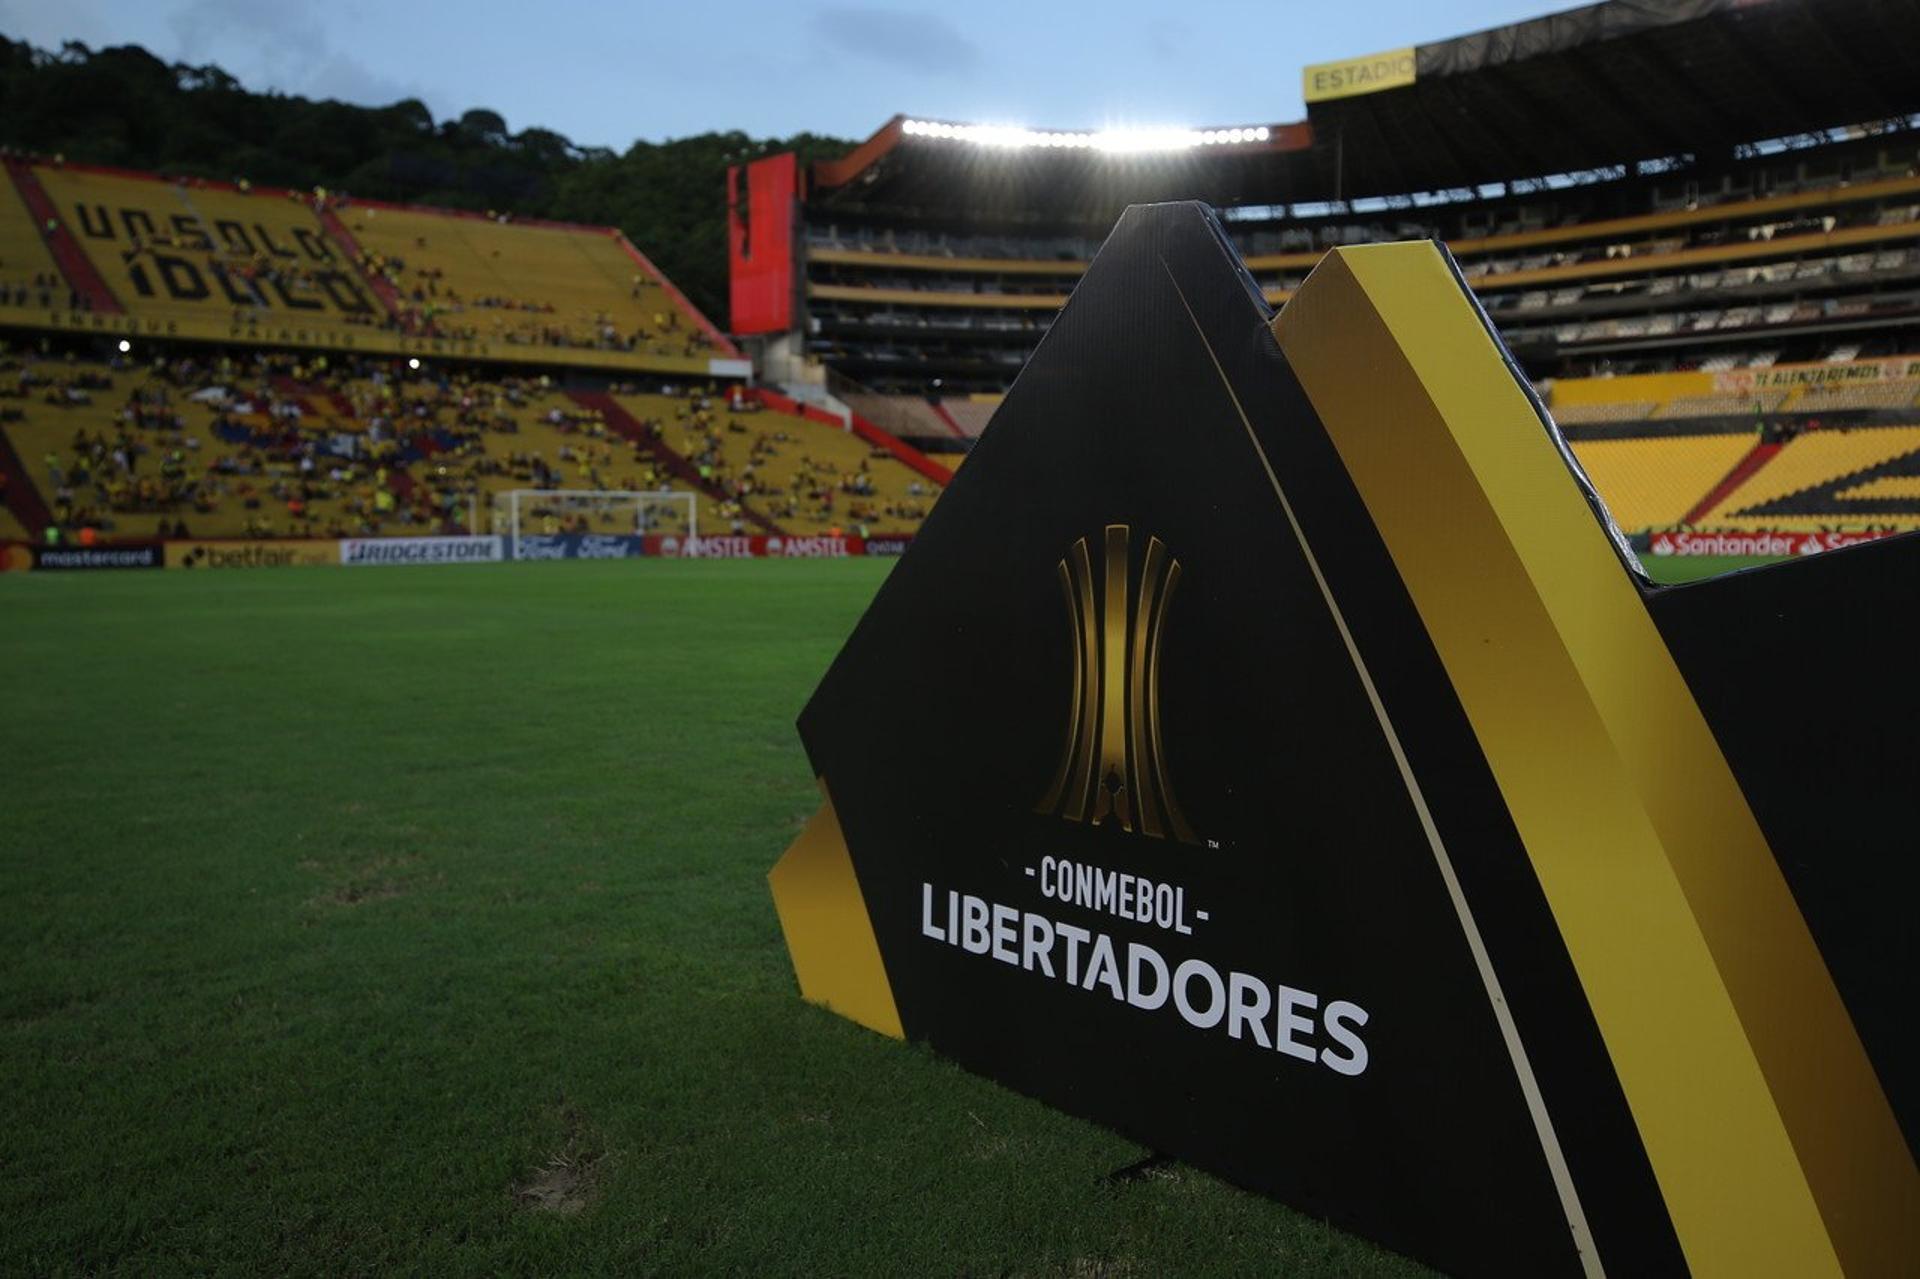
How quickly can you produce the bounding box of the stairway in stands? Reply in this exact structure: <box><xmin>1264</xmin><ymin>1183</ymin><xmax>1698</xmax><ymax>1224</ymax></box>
<box><xmin>269</xmin><ymin>375</ymin><xmax>354</xmax><ymax>418</ymax></box>
<box><xmin>0</xmin><ymin>426</ymin><xmax>53</xmax><ymax>536</ymax></box>
<box><xmin>566</xmin><ymin>390</ymin><xmax>783</xmax><ymax>535</ymax></box>
<box><xmin>314</xmin><ymin>206</ymin><xmax>408</xmax><ymax>326</ymax></box>
<box><xmin>928</xmin><ymin>400</ymin><xmax>970</xmax><ymax>440</ymax></box>
<box><xmin>1683</xmin><ymin>440</ymin><xmax>1782</xmax><ymax>524</ymax></box>
<box><xmin>3</xmin><ymin>160</ymin><xmax>123</xmax><ymax>314</ymax></box>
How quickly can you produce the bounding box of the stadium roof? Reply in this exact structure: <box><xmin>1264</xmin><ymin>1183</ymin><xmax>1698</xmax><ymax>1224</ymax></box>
<box><xmin>807</xmin><ymin>0</ymin><xmax>1920</xmax><ymax>226</ymax></box>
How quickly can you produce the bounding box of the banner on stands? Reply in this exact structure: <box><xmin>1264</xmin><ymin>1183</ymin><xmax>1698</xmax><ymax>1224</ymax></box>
<box><xmin>20</xmin><ymin>532</ymin><xmax>911</xmax><ymax>573</ymax></box>
<box><xmin>1714</xmin><ymin>357</ymin><xmax>1920</xmax><ymax>394</ymax></box>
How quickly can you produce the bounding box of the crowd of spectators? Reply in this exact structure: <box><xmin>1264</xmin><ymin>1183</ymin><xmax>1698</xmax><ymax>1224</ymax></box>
<box><xmin>9</xmin><ymin>350</ymin><xmax>474</xmax><ymax>538</ymax></box>
<box><xmin>5</xmin><ymin>155</ymin><xmax>724</xmax><ymax>364</ymax></box>
<box><xmin>2</xmin><ymin>345</ymin><xmax>760</xmax><ymax>542</ymax></box>
<box><xmin>628</xmin><ymin>389</ymin><xmax>930</xmax><ymax>536</ymax></box>
<box><xmin>343</xmin><ymin>229</ymin><xmax>719</xmax><ymax>359</ymax></box>
<box><xmin>4</xmin><ymin>332</ymin><xmax>934</xmax><ymax>544</ymax></box>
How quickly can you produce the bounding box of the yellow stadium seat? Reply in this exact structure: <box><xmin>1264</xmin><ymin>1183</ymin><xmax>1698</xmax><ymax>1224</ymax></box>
<box><xmin>614</xmin><ymin>393</ymin><xmax>936</xmax><ymax>535</ymax></box>
<box><xmin>1</xmin><ymin>357</ymin><xmax>724</xmax><ymax>540</ymax></box>
<box><xmin>0</xmin><ymin>173</ymin><xmax>64</xmax><ymax>300</ymax></box>
<box><xmin>345</xmin><ymin>205</ymin><xmax>714</xmax><ymax>362</ymax></box>
<box><xmin>33</xmin><ymin>167</ymin><xmax>377</xmax><ymax>342</ymax></box>
<box><xmin>0</xmin><ymin>504</ymin><xmax>30</xmax><ymax>543</ymax></box>
<box><xmin>18</xmin><ymin>165</ymin><xmax>728</xmax><ymax>377</ymax></box>
<box><xmin>1699</xmin><ymin>424</ymin><xmax>1920</xmax><ymax>528</ymax></box>
<box><xmin>1570</xmin><ymin>433</ymin><xmax>1755</xmax><ymax>530</ymax></box>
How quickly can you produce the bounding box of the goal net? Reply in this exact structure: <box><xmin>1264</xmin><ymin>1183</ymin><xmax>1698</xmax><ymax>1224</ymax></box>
<box><xmin>490</xmin><ymin>489</ymin><xmax>698</xmax><ymax>555</ymax></box>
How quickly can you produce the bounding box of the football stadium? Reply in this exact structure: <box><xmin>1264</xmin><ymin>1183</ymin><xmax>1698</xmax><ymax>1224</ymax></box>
<box><xmin>3</xmin><ymin>1</ymin><xmax>1917</xmax><ymax>1274</ymax></box>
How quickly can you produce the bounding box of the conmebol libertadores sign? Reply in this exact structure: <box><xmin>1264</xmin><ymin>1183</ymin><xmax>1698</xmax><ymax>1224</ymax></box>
<box><xmin>769</xmin><ymin>204</ymin><xmax>1919</xmax><ymax>1278</ymax></box>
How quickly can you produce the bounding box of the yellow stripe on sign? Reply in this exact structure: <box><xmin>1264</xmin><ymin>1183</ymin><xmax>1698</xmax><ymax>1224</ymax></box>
<box><xmin>768</xmin><ymin>782</ymin><xmax>904</xmax><ymax>1040</ymax></box>
<box><xmin>1273</xmin><ymin>241</ymin><xmax>1918</xmax><ymax>1278</ymax></box>
<box><xmin>1095</xmin><ymin>524</ymin><xmax>1132</xmax><ymax>828</ymax></box>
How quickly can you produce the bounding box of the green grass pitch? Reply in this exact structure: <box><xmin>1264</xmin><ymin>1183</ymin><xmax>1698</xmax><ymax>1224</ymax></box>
<box><xmin>2</xmin><ymin>560</ymin><xmax>1437</xmax><ymax>1276</ymax></box>
<box><xmin>1639</xmin><ymin>553</ymin><xmax>1784</xmax><ymax>585</ymax></box>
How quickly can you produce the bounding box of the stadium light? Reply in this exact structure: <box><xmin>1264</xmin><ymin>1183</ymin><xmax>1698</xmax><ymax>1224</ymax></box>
<box><xmin>901</xmin><ymin>118</ymin><xmax>1271</xmax><ymax>153</ymax></box>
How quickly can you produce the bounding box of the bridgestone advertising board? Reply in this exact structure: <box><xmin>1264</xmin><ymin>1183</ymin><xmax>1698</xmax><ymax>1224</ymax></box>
<box><xmin>338</xmin><ymin>535</ymin><xmax>503</xmax><ymax>566</ymax></box>
<box><xmin>769</xmin><ymin>204</ymin><xmax>1919</xmax><ymax>1277</ymax></box>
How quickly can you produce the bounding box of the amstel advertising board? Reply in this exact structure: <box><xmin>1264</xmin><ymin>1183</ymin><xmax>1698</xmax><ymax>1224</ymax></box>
<box><xmin>643</xmin><ymin>533</ymin><xmax>907</xmax><ymax>558</ymax></box>
<box><xmin>770</xmin><ymin>205</ymin><xmax>1919</xmax><ymax>1277</ymax></box>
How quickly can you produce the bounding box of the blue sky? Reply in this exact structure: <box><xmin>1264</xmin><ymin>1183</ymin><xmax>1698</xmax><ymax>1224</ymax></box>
<box><xmin>3</xmin><ymin>0</ymin><xmax>1559</xmax><ymax>149</ymax></box>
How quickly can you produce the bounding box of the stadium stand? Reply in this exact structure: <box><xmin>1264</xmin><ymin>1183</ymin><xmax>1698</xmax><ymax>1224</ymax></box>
<box><xmin>0</xmin><ymin>148</ymin><xmax>950</xmax><ymax>547</ymax></box>
<box><xmin>0</xmin><ymin>348</ymin><xmax>933</xmax><ymax>542</ymax></box>
<box><xmin>726</xmin><ymin>0</ymin><xmax>1920</xmax><ymax>560</ymax></box>
<box><xmin>1566</xmin><ymin>433</ymin><xmax>1757</xmax><ymax>531</ymax></box>
<box><xmin>1548</xmin><ymin>401</ymin><xmax>1655</xmax><ymax>425</ymax></box>
<box><xmin>939</xmin><ymin>397</ymin><xmax>999</xmax><ymax>438</ymax></box>
<box><xmin>1790</xmin><ymin>379</ymin><xmax>1920</xmax><ymax>413</ymax></box>
<box><xmin>2</xmin><ymin>161</ymin><xmax>750</xmax><ymax>379</ymax></box>
<box><xmin>340</xmin><ymin>204</ymin><xmax>719</xmax><ymax>362</ymax></box>
<box><xmin>1541</xmin><ymin>354</ymin><xmax>1920</xmax><ymax>531</ymax></box>
<box><xmin>9</xmin><ymin>0</ymin><xmax>1920</xmax><ymax>554</ymax></box>
<box><xmin>1651</xmin><ymin>391</ymin><xmax>1790</xmax><ymax>420</ymax></box>
<box><xmin>1833</xmin><ymin>474</ymin><xmax>1920</xmax><ymax>500</ymax></box>
<box><xmin>838</xmin><ymin>391</ymin><xmax>957</xmax><ymax>442</ymax></box>
<box><xmin>786</xmin><ymin>168</ymin><xmax>1920</xmax><ymax>398</ymax></box>
<box><xmin>1689</xmin><ymin>424</ymin><xmax>1920</xmax><ymax>529</ymax></box>
<box><xmin>0</xmin><ymin>166</ymin><xmax>66</xmax><ymax>309</ymax></box>
<box><xmin>611</xmin><ymin>389</ymin><xmax>937</xmax><ymax>534</ymax></box>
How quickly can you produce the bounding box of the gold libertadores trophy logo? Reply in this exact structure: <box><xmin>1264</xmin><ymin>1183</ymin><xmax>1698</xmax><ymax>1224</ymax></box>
<box><xmin>1037</xmin><ymin>524</ymin><xmax>1195</xmax><ymax>842</ymax></box>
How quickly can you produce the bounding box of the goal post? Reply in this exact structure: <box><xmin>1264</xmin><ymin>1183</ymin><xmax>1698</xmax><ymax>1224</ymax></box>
<box><xmin>492</xmin><ymin>489</ymin><xmax>698</xmax><ymax>557</ymax></box>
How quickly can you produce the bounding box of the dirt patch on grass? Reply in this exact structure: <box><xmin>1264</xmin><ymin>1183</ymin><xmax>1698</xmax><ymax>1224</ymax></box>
<box><xmin>319</xmin><ymin>879</ymin><xmax>408</xmax><ymax>907</ymax></box>
<box><xmin>302</xmin><ymin>854</ymin><xmax>432</xmax><ymax>909</ymax></box>
<box><xmin>1107</xmin><ymin>1152</ymin><xmax>1178</xmax><ymax>1184</ymax></box>
<box><xmin>512</xmin><ymin>1150</ymin><xmax>603</xmax><ymax>1216</ymax></box>
<box><xmin>2</xmin><ymin>987</ymin><xmax>100</xmax><ymax>1027</ymax></box>
<box><xmin>512</xmin><ymin>1104</ymin><xmax>609</xmax><ymax>1217</ymax></box>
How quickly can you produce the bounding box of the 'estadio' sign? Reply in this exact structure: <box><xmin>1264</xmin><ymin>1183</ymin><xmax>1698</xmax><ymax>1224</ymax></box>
<box><xmin>769</xmin><ymin>206</ymin><xmax>1920</xmax><ymax>1277</ymax></box>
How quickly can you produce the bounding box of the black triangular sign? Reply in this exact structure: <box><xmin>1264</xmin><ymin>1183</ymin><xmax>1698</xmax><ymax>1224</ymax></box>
<box><xmin>771</xmin><ymin>202</ymin><xmax>1918</xmax><ymax>1278</ymax></box>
